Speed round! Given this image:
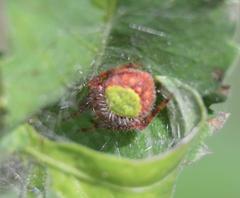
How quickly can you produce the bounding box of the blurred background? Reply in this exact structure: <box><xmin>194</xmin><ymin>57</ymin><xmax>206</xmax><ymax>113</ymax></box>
<box><xmin>176</xmin><ymin>57</ymin><xmax>240</xmax><ymax>198</ymax></box>
<box><xmin>176</xmin><ymin>5</ymin><xmax>240</xmax><ymax>196</ymax></box>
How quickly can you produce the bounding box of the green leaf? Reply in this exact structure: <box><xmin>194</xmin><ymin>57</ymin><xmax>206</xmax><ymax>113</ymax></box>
<box><xmin>0</xmin><ymin>76</ymin><xmax>211</xmax><ymax>197</ymax></box>
<box><xmin>0</xmin><ymin>122</ymin><xmax>209</xmax><ymax>197</ymax></box>
<box><xmin>0</xmin><ymin>1</ymin><xmax>7</xmax><ymax>54</ymax></box>
<box><xmin>1</xmin><ymin>0</ymin><xmax>237</xmax><ymax>130</ymax></box>
<box><xmin>0</xmin><ymin>0</ymin><xmax>238</xmax><ymax>197</ymax></box>
<box><xmin>25</xmin><ymin>163</ymin><xmax>47</xmax><ymax>198</ymax></box>
<box><xmin>1</xmin><ymin>0</ymin><xmax>107</xmax><ymax>127</ymax></box>
<box><xmin>100</xmin><ymin>0</ymin><xmax>237</xmax><ymax>99</ymax></box>
<box><xmin>35</xmin><ymin>75</ymin><xmax>207</xmax><ymax>160</ymax></box>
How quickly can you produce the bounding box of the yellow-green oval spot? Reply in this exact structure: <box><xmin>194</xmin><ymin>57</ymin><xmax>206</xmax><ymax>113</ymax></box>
<box><xmin>105</xmin><ymin>85</ymin><xmax>141</xmax><ymax>117</ymax></box>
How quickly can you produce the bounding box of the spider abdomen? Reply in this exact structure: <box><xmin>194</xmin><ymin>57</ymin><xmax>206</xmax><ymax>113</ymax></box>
<box><xmin>88</xmin><ymin>66</ymin><xmax>157</xmax><ymax>130</ymax></box>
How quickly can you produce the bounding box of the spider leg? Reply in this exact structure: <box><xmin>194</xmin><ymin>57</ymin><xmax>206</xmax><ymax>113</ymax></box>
<box><xmin>88</xmin><ymin>63</ymin><xmax>142</xmax><ymax>88</ymax></box>
<box><xmin>61</xmin><ymin>108</ymin><xmax>83</xmax><ymax>122</ymax></box>
<box><xmin>61</xmin><ymin>95</ymin><xmax>91</xmax><ymax>122</ymax></box>
<box><xmin>137</xmin><ymin>94</ymin><xmax>173</xmax><ymax>130</ymax></box>
<box><xmin>88</xmin><ymin>69</ymin><xmax>115</xmax><ymax>88</ymax></box>
<box><xmin>80</xmin><ymin>118</ymin><xmax>100</xmax><ymax>132</ymax></box>
<box><xmin>118</xmin><ymin>62</ymin><xmax>142</xmax><ymax>69</ymax></box>
<box><xmin>151</xmin><ymin>94</ymin><xmax>172</xmax><ymax>118</ymax></box>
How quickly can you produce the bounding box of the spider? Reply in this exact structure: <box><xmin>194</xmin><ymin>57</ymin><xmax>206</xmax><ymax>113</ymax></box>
<box><xmin>84</xmin><ymin>63</ymin><xmax>171</xmax><ymax>131</ymax></box>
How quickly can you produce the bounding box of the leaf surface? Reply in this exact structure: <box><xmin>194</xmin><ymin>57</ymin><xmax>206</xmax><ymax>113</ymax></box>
<box><xmin>0</xmin><ymin>0</ymin><xmax>238</xmax><ymax>197</ymax></box>
<box><xmin>1</xmin><ymin>0</ymin><xmax>106</xmax><ymax>127</ymax></box>
<box><xmin>1</xmin><ymin>0</ymin><xmax>237</xmax><ymax>129</ymax></box>
<box><xmin>0</xmin><ymin>76</ymin><xmax>211</xmax><ymax>197</ymax></box>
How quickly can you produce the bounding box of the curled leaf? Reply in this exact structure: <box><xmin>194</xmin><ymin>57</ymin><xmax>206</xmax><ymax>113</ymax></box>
<box><xmin>0</xmin><ymin>76</ymin><xmax>212</xmax><ymax>197</ymax></box>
